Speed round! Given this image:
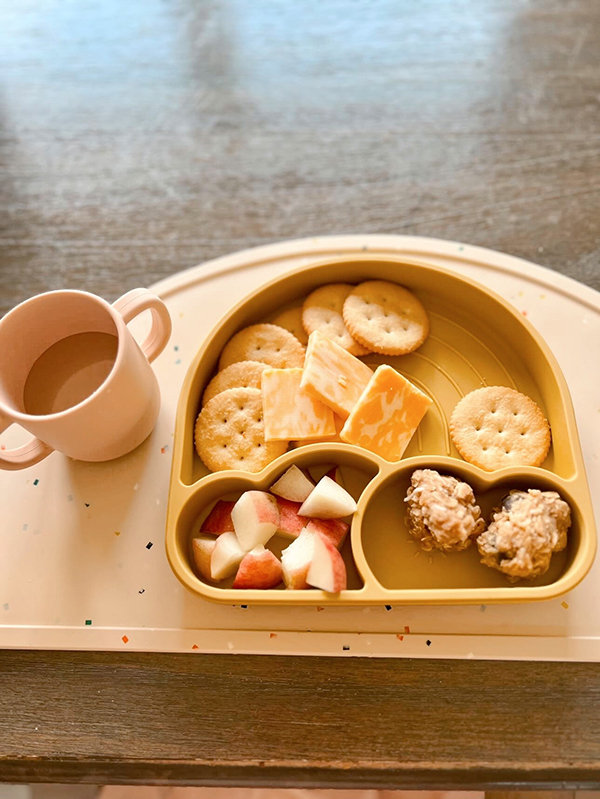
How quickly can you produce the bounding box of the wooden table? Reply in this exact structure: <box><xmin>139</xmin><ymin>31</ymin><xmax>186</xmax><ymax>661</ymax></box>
<box><xmin>1</xmin><ymin>0</ymin><xmax>599</xmax><ymax>789</ymax></box>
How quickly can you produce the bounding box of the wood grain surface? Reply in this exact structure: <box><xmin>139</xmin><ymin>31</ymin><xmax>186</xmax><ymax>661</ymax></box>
<box><xmin>1</xmin><ymin>0</ymin><xmax>600</xmax><ymax>789</ymax></box>
<box><xmin>2</xmin><ymin>651</ymin><xmax>600</xmax><ymax>789</ymax></box>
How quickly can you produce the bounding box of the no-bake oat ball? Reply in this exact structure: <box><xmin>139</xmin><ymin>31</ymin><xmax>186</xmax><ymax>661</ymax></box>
<box><xmin>404</xmin><ymin>469</ymin><xmax>486</xmax><ymax>552</ymax></box>
<box><xmin>477</xmin><ymin>489</ymin><xmax>571</xmax><ymax>581</ymax></box>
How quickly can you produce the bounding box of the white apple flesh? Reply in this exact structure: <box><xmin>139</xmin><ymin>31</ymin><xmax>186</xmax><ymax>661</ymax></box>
<box><xmin>299</xmin><ymin>476</ymin><xmax>357</xmax><ymax>519</ymax></box>
<box><xmin>231</xmin><ymin>491</ymin><xmax>279</xmax><ymax>551</ymax></box>
<box><xmin>281</xmin><ymin>528</ymin><xmax>316</xmax><ymax>589</ymax></box>
<box><xmin>211</xmin><ymin>531</ymin><xmax>245</xmax><ymax>580</ymax></box>
<box><xmin>269</xmin><ymin>465</ymin><xmax>314</xmax><ymax>503</ymax></box>
<box><xmin>192</xmin><ymin>535</ymin><xmax>217</xmax><ymax>582</ymax></box>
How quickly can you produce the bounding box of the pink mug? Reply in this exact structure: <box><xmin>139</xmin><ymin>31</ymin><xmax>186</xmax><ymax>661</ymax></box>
<box><xmin>0</xmin><ymin>288</ymin><xmax>172</xmax><ymax>470</ymax></box>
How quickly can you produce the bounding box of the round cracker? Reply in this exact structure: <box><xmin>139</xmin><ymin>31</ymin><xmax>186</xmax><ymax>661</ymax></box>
<box><xmin>202</xmin><ymin>361</ymin><xmax>266</xmax><ymax>407</ymax></box>
<box><xmin>272</xmin><ymin>306</ymin><xmax>308</xmax><ymax>346</ymax></box>
<box><xmin>449</xmin><ymin>386</ymin><xmax>551</xmax><ymax>471</ymax></box>
<box><xmin>195</xmin><ymin>387</ymin><xmax>288</xmax><ymax>473</ymax></box>
<box><xmin>342</xmin><ymin>280</ymin><xmax>429</xmax><ymax>355</ymax></box>
<box><xmin>218</xmin><ymin>323</ymin><xmax>305</xmax><ymax>371</ymax></box>
<box><xmin>302</xmin><ymin>284</ymin><xmax>369</xmax><ymax>355</ymax></box>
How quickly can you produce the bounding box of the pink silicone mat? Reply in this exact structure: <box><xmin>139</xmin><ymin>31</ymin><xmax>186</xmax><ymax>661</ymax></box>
<box><xmin>1</xmin><ymin>235</ymin><xmax>599</xmax><ymax>660</ymax></box>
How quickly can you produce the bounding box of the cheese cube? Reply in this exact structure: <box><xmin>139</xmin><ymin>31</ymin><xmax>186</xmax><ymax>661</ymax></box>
<box><xmin>340</xmin><ymin>364</ymin><xmax>432</xmax><ymax>461</ymax></box>
<box><xmin>262</xmin><ymin>367</ymin><xmax>335</xmax><ymax>441</ymax></box>
<box><xmin>300</xmin><ymin>330</ymin><xmax>373</xmax><ymax>420</ymax></box>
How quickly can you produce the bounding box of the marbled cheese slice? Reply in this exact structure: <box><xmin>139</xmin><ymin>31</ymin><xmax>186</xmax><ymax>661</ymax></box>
<box><xmin>292</xmin><ymin>412</ymin><xmax>345</xmax><ymax>447</ymax></box>
<box><xmin>262</xmin><ymin>367</ymin><xmax>336</xmax><ymax>441</ymax></box>
<box><xmin>300</xmin><ymin>330</ymin><xmax>373</xmax><ymax>419</ymax></box>
<box><xmin>340</xmin><ymin>364</ymin><xmax>432</xmax><ymax>461</ymax></box>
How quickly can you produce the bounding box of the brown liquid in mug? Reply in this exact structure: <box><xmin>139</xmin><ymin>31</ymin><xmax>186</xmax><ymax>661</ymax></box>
<box><xmin>23</xmin><ymin>332</ymin><xmax>119</xmax><ymax>415</ymax></box>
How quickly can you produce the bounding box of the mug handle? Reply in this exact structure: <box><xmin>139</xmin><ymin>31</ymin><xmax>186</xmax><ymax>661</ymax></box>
<box><xmin>0</xmin><ymin>411</ymin><xmax>54</xmax><ymax>471</ymax></box>
<box><xmin>113</xmin><ymin>288</ymin><xmax>172</xmax><ymax>363</ymax></box>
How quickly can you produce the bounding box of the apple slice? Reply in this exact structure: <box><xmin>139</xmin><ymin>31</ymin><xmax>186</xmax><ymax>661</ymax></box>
<box><xmin>276</xmin><ymin>497</ymin><xmax>305</xmax><ymax>539</ymax></box>
<box><xmin>211</xmin><ymin>531</ymin><xmax>245</xmax><ymax>580</ymax></box>
<box><xmin>270</xmin><ymin>465</ymin><xmax>315</xmax><ymax>503</ymax></box>
<box><xmin>200</xmin><ymin>499</ymin><xmax>235</xmax><ymax>535</ymax></box>
<box><xmin>232</xmin><ymin>546</ymin><xmax>283</xmax><ymax>589</ymax></box>
<box><xmin>325</xmin><ymin>466</ymin><xmax>345</xmax><ymax>488</ymax></box>
<box><xmin>192</xmin><ymin>535</ymin><xmax>217</xmax><ymax>581</ymax></box>
<box><xmin>299</xmin><ymin>476</ymin><xmax>357</xmax><ymax>519</ymax></box>
<box><xmin>306</xmin><ymin>532</ymin><xmax>347</xmax><ymax>593</ymax></box>
<box><xmin>281</xmin><ymin>528</ymin><xmax>316</xmax><ymax>589</ymax></box>
<box><xmin>231</xmin><ymin>491</ymin><xmax>279</xmax><ymax>551</ymax></box>
<box><xmin>305</xmin><ymin>517</ymin><xmax>349</xmax><ymax>549</ymax></box>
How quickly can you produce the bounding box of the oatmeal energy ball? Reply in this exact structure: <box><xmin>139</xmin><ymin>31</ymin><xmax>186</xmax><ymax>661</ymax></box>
<box><xmin>477</xmin><ymin>489</ymin><xmax>571</xmax><ymax>581</ymax></box>
<box><xmin>404</xmin><ymin>469</ymin><xmax>486</xmax><ymax>552</ymax></box>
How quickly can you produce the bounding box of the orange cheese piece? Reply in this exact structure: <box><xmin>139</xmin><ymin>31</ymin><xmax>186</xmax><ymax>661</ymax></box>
<box><xmin>292</xmin><ymin>413</ymin><xmax>345</xmax><ymax>447</ymax></box>
<box><xmin>340</xmin><ymin>364</ymin><xmax>432</xmax><ymax>461</ymax></box>
<box><xmin>300</xmin><ymin>330</ymin><xmax>373</xmax><ymax>420</ymax></box>
<box><xmin>262</xmin><ymin>367</ymin><xmax>336</xmax><ymax>441</ymax></box>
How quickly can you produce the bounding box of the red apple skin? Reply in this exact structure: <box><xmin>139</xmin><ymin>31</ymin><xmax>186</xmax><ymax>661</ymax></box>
<box><xmin>200</xmin><ymin>500</ymin><xmax>235</xmax><ymax>535</ymax></box>
<box><xmin>281</xmin><ymin>530</ymin><xmax>316</xmax><ymax>589</ymax></box>
<box><xmin>233</xmin><ymin>549</ymin><xmax>283</xmax><ymax>589</ymax></box>
<box><xmin>307</xmin><ymin>532</ymin><xmax>347</xmax><ymax>593</ymax></box>
<box><xmin>276</xmin><ymin>497</ymin><xmax>305</xmax><ymax>538</ymax></box>
<box><xmin>305</xmin><ymin>517</ymin><xmax>349</xmax><ymax>549</ymax></box>
<box><xmin>325</xmin><ymin>466</ymin><xmax>345</xmax><ymax>488</ymax></box>
<box><xmin>192</xmin><ymin>536</ymin><xmax>216</xmax><ymax>581</ymax></box>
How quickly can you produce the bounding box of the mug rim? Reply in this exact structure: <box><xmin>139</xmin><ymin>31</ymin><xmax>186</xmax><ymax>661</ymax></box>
<box><xmin>0</xmin><ymin>289</ymin><xmax>127</xmax><ymax>422</ymax></box>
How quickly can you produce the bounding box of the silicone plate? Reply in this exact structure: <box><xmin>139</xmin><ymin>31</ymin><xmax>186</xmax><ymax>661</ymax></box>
<box><xmin>166</xmin><ymin>255</ymin><xmax>596</xmax><ymax>605</ymax></box>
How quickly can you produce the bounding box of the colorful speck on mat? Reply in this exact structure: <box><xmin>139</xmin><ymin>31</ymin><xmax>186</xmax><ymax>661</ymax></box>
<box><xmin>404</xmin><ymin>625</ymin><xmax>410</xmax><ymax>633</ymax></box>
<box><xmin>33</xmin><ymin>479</ymin><xmax>39</xmax><ymax>486</ymax></box>
<box><xmin>192</xmin><ymin>644</ymin><xmax>199</xmax><ymax>650</ymax></box>
<box><xmin>85</xmin><ymin>620</ymin><xmax>92</xmax><ymax>626</ymax></box>
<box><xmin>396</xmin><ymin>634</ymin><xmax>404</xmax><ymax>641</ymax></box>
<box><xmin>270</xmin><ymin>633</ymin><xmax>277</xmax><ymax>639</ymax></box>
<box><xmin>122</xmin><ymin>635</ymin><xmax>129</xmax><ymax>644</ymax></box>
<box><xmin>562</xmin><ymin>601</ymin><xmax>569</xmax><ymax>609</ymax></box>
<box><xmin>146</xmin><ymin>542</ymin><xmax>153</xmax><ymax>550</ymax></box>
